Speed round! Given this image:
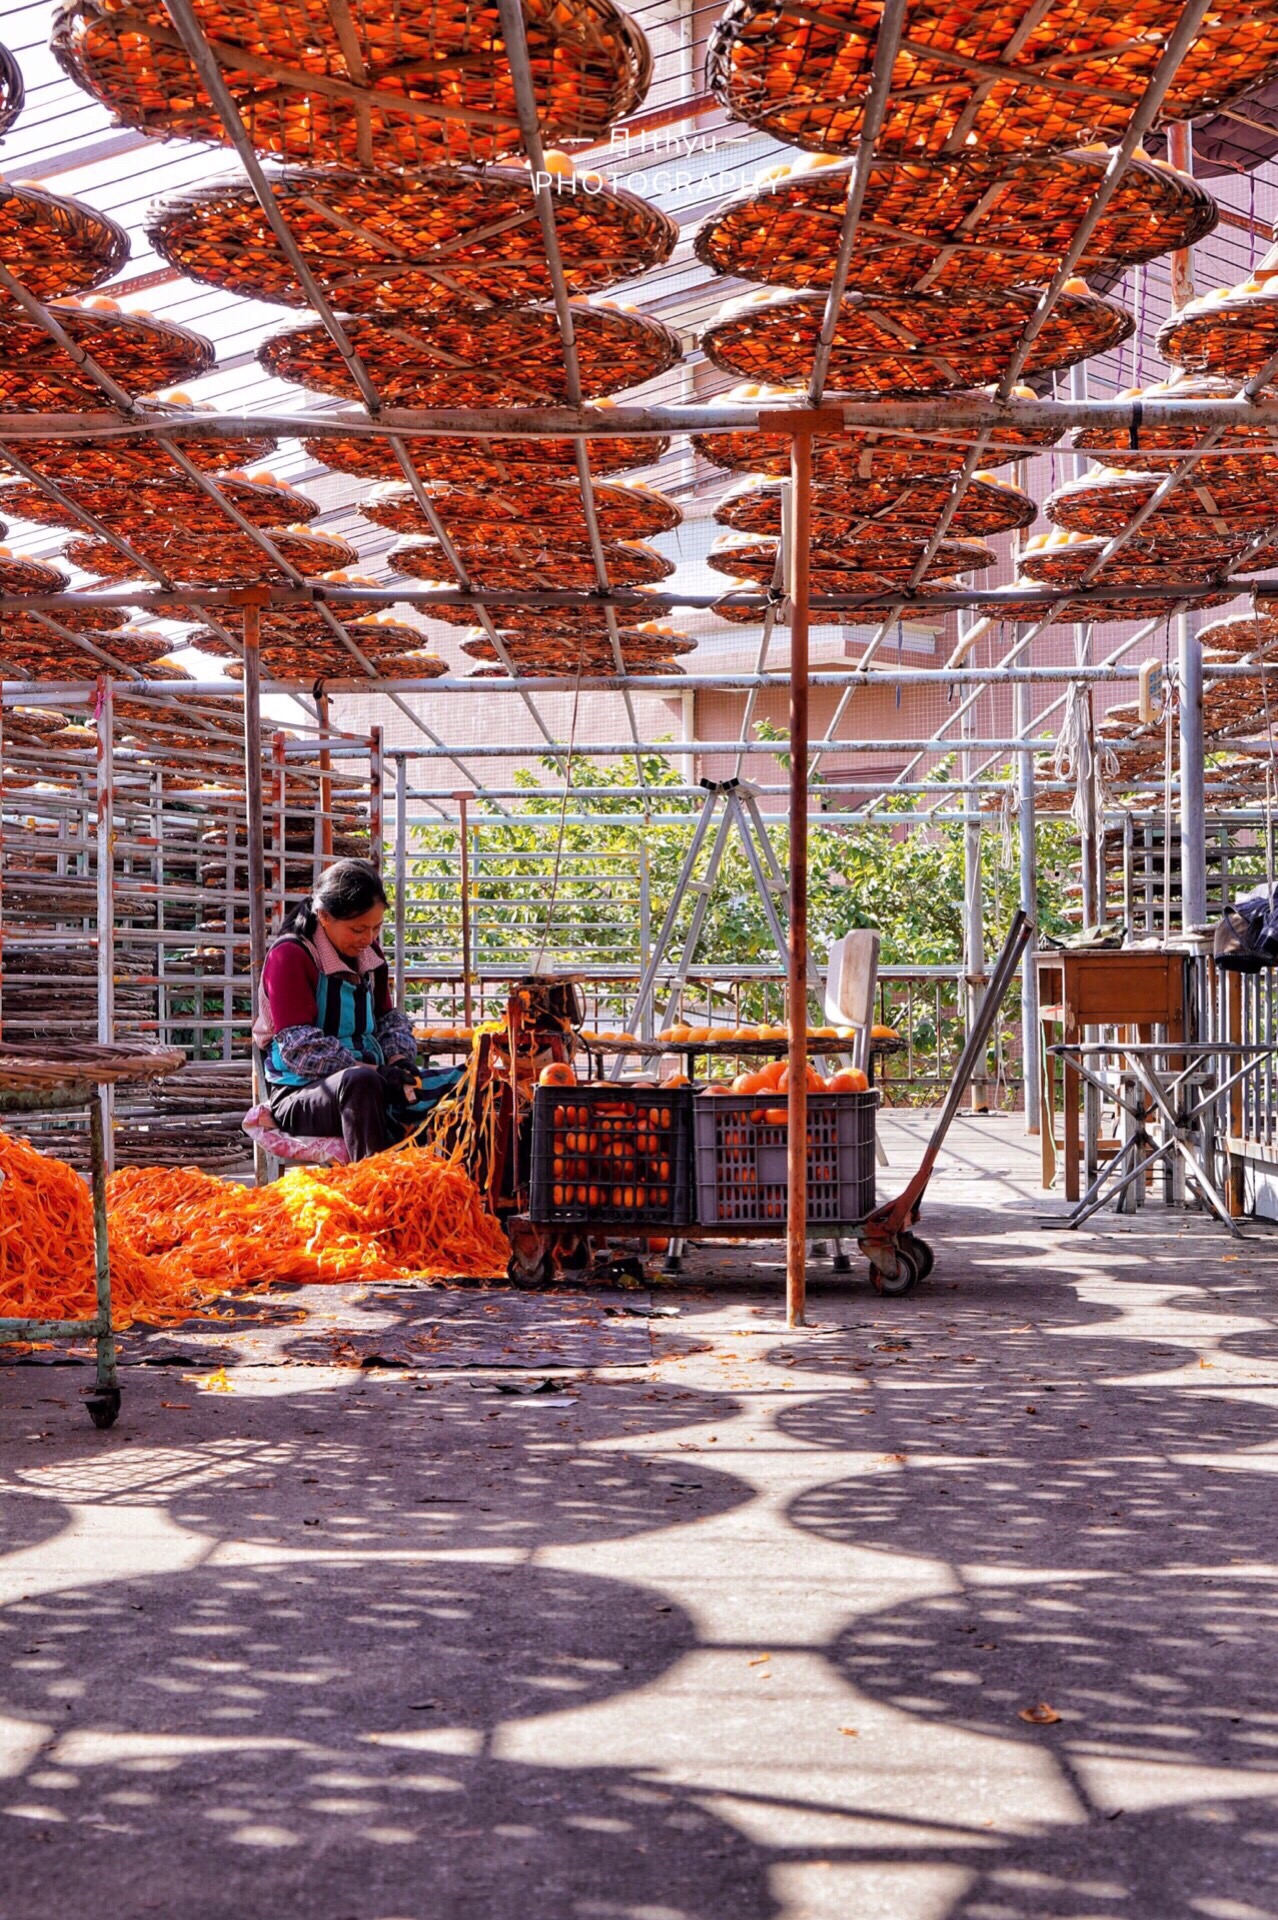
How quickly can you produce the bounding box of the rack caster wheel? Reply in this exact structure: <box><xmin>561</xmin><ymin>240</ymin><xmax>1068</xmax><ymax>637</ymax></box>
<box><xmin>85</xmin><ymin>1387</ymin><xmax>121</xmax><ymax>1430</ymax></box>
<box><xmin>859</xmin><ymin>1237</ymin><xmax>924</xmax><ymax>1296</ymax></box>
<box><xmin>903</xmin><ymin>1233</ymin><xmax>934</xmax><ymax>1281</ymax></box>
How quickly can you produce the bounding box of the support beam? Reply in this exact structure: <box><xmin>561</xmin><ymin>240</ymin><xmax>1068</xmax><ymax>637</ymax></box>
<box><xmin>243</xmin><ymin>606</ymin><xmax>269</xmax><ymax>1187</ymax></box>
<box><xmin>1015</xmin><ymin>678</ymin><xmax>1040</xmax><ymax>1137</ymax></box>
<box><xmin>95</xmin><ymin>674</ymin><xmax>115</xmax><ymax>1174</ymax></box>
<box><xmin>1179</xmin><ymin>609</ymin><xmax>1208</xmax><ymax>933</ymax></box>
<box><xmin>787</xmin><ymin>433</ymin><xmax>812</xmax><ymax>1330</ymax></box>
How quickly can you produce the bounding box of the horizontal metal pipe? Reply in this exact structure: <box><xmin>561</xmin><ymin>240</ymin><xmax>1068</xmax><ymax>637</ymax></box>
<box><xmin>4</xmin><ymin>394</ymin><xmax>1278</xmax><ymax>442</ymax></box>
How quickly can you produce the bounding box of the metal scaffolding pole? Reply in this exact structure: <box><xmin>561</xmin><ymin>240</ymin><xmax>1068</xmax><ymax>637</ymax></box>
<box><xmin>960</xmin><ymin>660</ymin><xmax>988</xmax><ymax>1113</ymax></box>
<box><xmin>95</xmin><ymin>673</ymin><xmax>115</xmax><ymax>1174</ymax></box>
<box><xmin>1179</xmin><ymin>610</ymin><xmax>1208</xmax><ymax>933</ymax></box>
<box><xmin>787</xmin><ymin>432</ymin><xmax>812</xmax><ymax>1329</ymax></box>
<box><xmin>243</xmin><ymin>606</ymin><xmax>269</xmax><ymax>1187</ymax></box>
<box><xmin>1015</xmin><ymin>678</ymin><xmax>1040</xmax><ymax>1137</ymax></box>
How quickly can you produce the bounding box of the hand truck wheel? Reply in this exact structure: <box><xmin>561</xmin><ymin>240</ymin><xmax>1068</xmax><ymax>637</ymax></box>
<box><xmin>901</xmin><ymin>1232</ymin><xmax>935</xmax><ymax>1282</ymax></box>
<box><xmin>859</xmin><ymin>1235</ymin><xmax>922</xmax><ymax>1296</ymax></box>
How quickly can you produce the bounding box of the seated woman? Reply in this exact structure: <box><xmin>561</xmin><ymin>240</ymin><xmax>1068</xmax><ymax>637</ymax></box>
<box><xmin>252</xmin><ymin>857</ymin><xmax>459</xmax><ymax>1162</ymax></box>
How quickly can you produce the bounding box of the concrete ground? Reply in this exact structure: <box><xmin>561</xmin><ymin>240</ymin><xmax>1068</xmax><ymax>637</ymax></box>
<box><xmin>3</xmin><ymin>1110</ymin><xmax>1278</xmax><ymax>1920</ymax></box>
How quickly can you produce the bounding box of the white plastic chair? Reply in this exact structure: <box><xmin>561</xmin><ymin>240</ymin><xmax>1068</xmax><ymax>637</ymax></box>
<box><xmin>825</xmin><ymin>929</ymin><xmax>888</xmax><ymax>1167</ymax></box>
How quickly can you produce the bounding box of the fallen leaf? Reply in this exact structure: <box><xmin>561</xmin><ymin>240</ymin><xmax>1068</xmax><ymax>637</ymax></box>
<box><xmin>1018</xmin><ymin>1702</ymin><xmax>1061</xmax><ymax>1725</ymax></box>
<box><xmin>200</xmin><ymin>1367</ymin><xmax>232</xmax><ymax>1394</ymax></box>
<box><xmin>159</xmin><ymin>1402</ymin><xmax>191</xmax><ymax>1410</ymax></box>
<box><xmin>839</xmin><ymin>1726</ymin><xmax>859</xmax><ymax>1737</ymax></box>
<box><xmin>748</xmin><ymin>1654</ymin><xmax>771</xmax><ymax>1667</ymax></box>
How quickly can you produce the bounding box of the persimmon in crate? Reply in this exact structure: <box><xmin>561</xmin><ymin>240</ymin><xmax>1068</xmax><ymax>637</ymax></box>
<box><xmin>530</xmin><ymin>1084</ymin><xmax>693</xmax><ymax>1227</ymax></box>
<box><xmin>693</xmin><ymin>1090</ymin><xmax>877</xmax><ymax>1228</ymax></box>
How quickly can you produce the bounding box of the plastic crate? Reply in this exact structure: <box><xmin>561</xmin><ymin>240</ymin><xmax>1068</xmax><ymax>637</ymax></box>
<box><xmin>692</xmin><ymin>1089</ymin><xmax>878</xmax><ymax>1228</ymax></box>
<box><xmin>530</xmin><ymin>1083</ymin><xmax>693</xmax><ymax>1227</ymax></box>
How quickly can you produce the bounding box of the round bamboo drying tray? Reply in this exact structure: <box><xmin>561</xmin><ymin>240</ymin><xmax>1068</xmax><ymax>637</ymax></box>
<box><xmin>305</xmin><ymin>427</ymin><xmax>669</xmax><ymax>484</ymax></box>
<box><xmin>705</xmin><ymin>0</ymin><xmax>1278</xmax><ymax>159</ymax></box>
<box><xmin>1073</xmin><ymin>377</ymin><xmax>1278</xmax><ymax>474</ymax></box>
<box><xmin>449</xmin><ymin>608</ymin><xmax>680</xmax><ymax>644</ymax></box>
<box><xmin>0</xmin><ymin>304</ymin><xmax>214</xmax><ymax>410</ymax></box>
<box><xmin>382</xmin><ymin>521</ymin><xmax>672</xmax><ymax>569</ymax></box>
<box><xmin>148</xmin><ymin>164</ymin><xmax>677</xmax><ymax>312</ymax></box>
<box><xmin>63</xmin><ymin>525</ymin><xmax>360</xmax><ymax>585</ymax></box>
<box><xmin>1203</xmin><ymin>673</ymin><xmax>1270</xmax><ymax>737</ymax></box>
<box><xmin>222</xmin><ymin>644</ymin><xmax>446</xmax><ymax>682</ymax></box>
<box><xmin>0</xmin><ymin>630</ymin><xmax>178</xmax><ymax>678</ymax></box>
<box><xmin>462</xmin><ymin>625</ymin><xmax>693</xmax><ymax>665</ymax></box>
<box><xmin>702</xmin><ymin>287</ymin><xmax>1132</xmax><ymax>394</ymax></box>
<box><xmin>0</xmin><ymin>421</ymin><xmax>279</xmax><ymax>484</ymax></box>
<box><xmin>1021</xmin><ymin>528</ymin><xmax>1278</xmax><ymax>580</ymax></box>
<box><xmin>693</xmin><ymin>384</ymin><xmax>1062</xmax><ymax>477</ymax></box>
<box><xmin>0</xmin><ymin>181</ymin><xmax>130</xmax><ymax>301</ymax></box>
<box><xmin>52</xmin><ymin>0</ymin><xmax>650</xmax><ymax>168</ymax></box>
<box><xmin>260</xmin><ymin>304</ymin><xmax>682</xmax><ymax>406</ymax></box>
<box><xmin>1045</xmin><ymin>467</ymin><xmax>1278</xmax><ymax>536</ymax></box>
<box><xmin>2</xmin><ymin>607</ymin><xmax>131</xmax><ymax>641</ymax></box>
<box><xmin>388</xmin><ymin>537</ymin><xmax>675</xmax><ymax>590</ymax></box>
<box><xmin>359</xmin><ymin>476</ymin><xmax>680</xmax><ymax>543</ymax></box>
<box><xmin>0</xmin><ymin>553</ymin><xmax>69</xmax><ymax>594</ymax></box>
<box><xmin>695</xmin><ymin>149</ymin><xmax>1216</xmax><ymax>295</ymax></box>
<box><xmin>708</xmin><ymin>531</ymin><xmax>994</xmax><ymax>585</ymax></box>
<box><xmin>715</xmin><ymin>471</ymin><xmax>1037</xmax><ymax>539</ymax></box>
<box><xmin>1159</xmin><ymin>281</ymin><xmax>1278</xmax><ymax>381</ymax></box>
<box><xmin>1196</xmin><ymin>613</ymin><xmax>1278</xmax><ymax>659</ymax></box>
<box><xmin>0</xmin><ymin>471</ymin><xmax>319</xmax><ymax>532</ymax></box>
<box><xmin>0</xmin><ymin>1040</ymin><xmax>184</xmax><ymax>1092</ymax></box>
<box><xmin>0</xmin><ymin>40</ymin><xmax>22</xmax><ymax>137</ymax></box>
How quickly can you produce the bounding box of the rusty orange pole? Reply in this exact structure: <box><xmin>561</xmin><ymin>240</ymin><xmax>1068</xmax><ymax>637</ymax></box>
<box><xmin>1168</xmin><ymin>123</ymin><xmax>1196</xmax><ymax>310</ymax></box>
<box><xmin>242</xmin><ymin>605</ymin><xmax>269</xmax><ymax>1185</ymax></box>
<box><xmin>786</xmin><ymin>431</ymin><xmax>812</xmax><ymax>1328</ymax></box>
<box><xmin>453</xmin><ymin>790</ymin><xmax>474</xmax><ymax>1031</ymax></box>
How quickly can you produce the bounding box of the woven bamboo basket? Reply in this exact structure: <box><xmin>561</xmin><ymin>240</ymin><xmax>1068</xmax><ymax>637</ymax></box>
<box><xmin>0</xmin><ymin>629</ymin><xmax>178</xmax><ymax>678</ymax></box>
<box><xmin>1021</xmin><ymin>529</ymin><xmax>1278</xmax><ymax>581</ymax></box>
<box><xmin>705</xmin><ymin>0</ymin><xmax>1278</xmax><ymax>160</ymax></box>
<box><xmin>0</xmin><ymin>420</ymin><xmax>279</xmax><ymax>484</ymax></box>
<box><xmin>708</xmin><ymin>531</ymin><xmax>994</xmax><ymax>585</ymax></box>
<box><xmin>223</xmin><ymin>644</ymin><xmax>446</xmax><ymax>682</ymax></box>
<box><xmin>1203</xmin><ymin>673</ymin><xmax>1270</xmax><ymax>737</ymax></box>
<box><xmin>1</xmin><ymin>705</ymin><xmax>72</xmax><ymax>740</ymax></box>
<box><xmin>959</xmin><ymin>586</ymin><xmax>1233</xmax><ymax>625</ymax></box>
<box><xmin>388</xmin><ymin>537</ymin><xmax>675</xmax><ymax>590</ymax></box>
<box><xmin>715</xmin><ymin>471</ymin><xmax>1037</xmax><ymax>539</ymax></box>
<box><xmin>305</xmin><ymin>427</ymin><xmax>668</xmax><ymax>484</ymax></box>
<box><xmin>1196</xmin><ymin>613</ymin><xmax>1278</xmax><ymax>659</ymax></box>
<box><xmin>63</xmin><ymin>525</ymin><xmax>360</xmax><ymax>585</ymax></box>
<box><xmin>693</xmin><ymin>382</ymin><xmax>1062</xmax><ymax>478</ymax></box>
<box><xmin>0</xmin><ymin>303</ymin><xmax>214</xmax><ymax>410</ymax></box>
<box><xmin>702</xmin><ymin>287</ymin><xmax>1132</xmax><ymax>394</ymax></box>
<box><xmin>1045</xmin><ymin>467</ymin><xmax>1278</xmax><ymax>537</ymax></box>
<box><xmin>52</xmin><ymin>0</ymin><xmax>650</xmax><ymax>167</ymax></box>
<box><xmin>0</xmin><ymin>470</ymin><xmax>319</xmax><ymax>533</ymax></box>
<box><xmin>0</xmin><ymin>1040</ymin><xmax>184</xmax><ymax>1092</ymax></box>
<box><xmin>261</xmin><ymin>304</ymin><xmax>682</xmax><ymax>406</ymax></box>
<box><xmin>1159</xmin><ymin>280</ymin><xmax>1278</xmax><ymax>381</ymax></box>
<box><xmin>1072</xmin><ymin>376</ymin><xmax>1278</xmax><ymax>474</ymax></box>
<box><xmin>0</xmin><ymin>181</ymin><xmax>130</xmax><ymax>301</ymax></box>
<box><xmin>711</xmin><ymin>592</ymin><xmax>880</xmax><ymax>627</ymax></box>
<box><xmin>148</xmin><ymin>164</ymin><xmax>677</xmax><ymax>312</ymax></box>
<box><xmin>695</xmin><ymin>149</ymin><xmax>1216</xmax><ymax>296</ymax></box>
<box><xmin>461</xmin><ymin>623</ymin><xmax>693</xmax><ymax>665</ymax></box>
<box><xmin>0</xmin><ymin>553</ymin><xmax>69</xmax><ymax>594</ymax></box>
<box><xmin>0</xmin><ymin>39</ymin><xmax>22</xmax><ymax>137</ymax></box>
<box><xmin>0</xmin><ymin>605</ymin><xmax>130</xmax><ymax>643</ymax></box>
<box><xmin>359</xmin><ymin>476</ymin><xmax>680</xmax><ymax>543</ymax></box>
<box><xmin>437</xmin><ymin>606</ymin><xmax>678</xmax><ymax>642</ymax></box>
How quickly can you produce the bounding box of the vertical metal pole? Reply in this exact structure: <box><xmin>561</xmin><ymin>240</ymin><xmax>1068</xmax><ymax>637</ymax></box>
<box><xmin>639</xmin><ymin>843</ymin><xmax>652</xmax><ymax>1043</ymax></box>
<box><xmin>786</xmin><ymin>432</ymin><xmax>811</xmax><ymax>1329</ymax></box>
<box><xmin>1168</xmin><ymin>123</ymin><xmax>1197</xmax><ymax>309</ymax></box>
<box><xmin>272</xmin><ymin>729</ymin><xmax>287</xmax><ymax>932</ymax></box>
<box><xmin>317</xmin><ymin>690</ymin><xmax>334</xmax><ymax>862</ymax></box>
<box><xmin>0</xmin><ymin>690</ymin><xmax>5</xmax><ymax>1041</ymax></box>
<box><xmin>368</xmin><ymin>724</ymin><xmax>385</xmax><ymax>874</ymax></box>
<box><xmin>394</xmin><ymin>755</ymin><xmax>407</xmax><ymax>1007</ymax></box>
<box><xmin>243</xmin><ymin>607</ymin><xmax>269</xmax><ymax>1187</ymax></box>
<box><xmin>1015</xmin><ymin>679</ymin><xmax>1039</xmax><ymax>1135</ymax></box>
<box><xmin>455</xmin><ymin>790</ymin><xmax>474</xmax><ymax>1031</ymax></box>
<box><xmin>95</xmin><ymin>674</ymin><xmax>115</xmax><ymax>1174</ymax></box>
<box><xmin>961</xmin><ymin>684</ymin><xmax>988</xmax><ymax>1111</ymax></box>
<box><xmin>1179</xmin><ymin>610</ymin><xmax>1207</xmax><ymax>933</ymax></box>
<box><xmin>88</xmin><ymin>1089</ymin><xmax>118</xmax><ymax>1399</ymax></box>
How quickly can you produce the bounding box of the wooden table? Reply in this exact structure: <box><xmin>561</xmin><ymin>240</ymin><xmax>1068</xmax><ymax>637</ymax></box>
<box><xmin>1036</xmin><ymin>950</ymin><xmax>1188</xmax><ymax>1201</ymax></box>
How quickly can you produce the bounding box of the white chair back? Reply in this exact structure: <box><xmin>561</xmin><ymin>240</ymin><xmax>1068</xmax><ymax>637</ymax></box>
<box><xmin>824</xmin><ymin>929</ymin><xmax>881</xmax><ymax>1072</ymax></box>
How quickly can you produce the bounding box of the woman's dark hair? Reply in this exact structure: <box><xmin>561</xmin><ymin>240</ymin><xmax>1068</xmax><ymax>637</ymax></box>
<box><xmin>284</xmin><ymin>858</ymin><xmax>387</xmax><ymax>939</ymax></box>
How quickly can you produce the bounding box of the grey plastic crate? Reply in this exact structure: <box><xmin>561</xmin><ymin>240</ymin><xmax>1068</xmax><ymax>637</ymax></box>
<box><xmin>692</xmin><ymin>1089</ymin><xmax>877</xmax><ymax>1227</ymax></box>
